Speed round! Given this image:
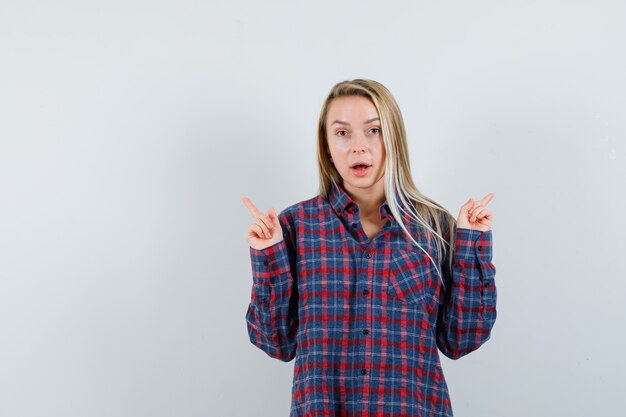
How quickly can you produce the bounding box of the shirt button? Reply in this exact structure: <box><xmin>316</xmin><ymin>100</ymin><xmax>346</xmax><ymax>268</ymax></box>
<box><xmin>477</xmin><ymin>245</ymin><xmax>483</xmax><ymax>251</ymax></box>
<box><xmin>363</xmin><ymin>329</ymin><xmax>369</xmax><ymax>335</ymax></box>
<box><xmin>263</xmin><ymin>260</ymin><xmax>268</xmax><ymax>265</ymax></box>
<box><xmin>363</xmin><ymin>289</ymin><xmax>369</xmax><ymax>295</ymax></box>
<box><xmin>484</xmin><ymin>281</ymin><xmax>491</xmax><ymax>287</ymax></box>
<box><xmin>351</xmin><ymin>223</ymin><xmax>357</xmax><ymax>228</ymax></box>
<box><xmin>361</xmin><ymin>369</ymin><xmax>367</xmax><ymax>375</ymax></box>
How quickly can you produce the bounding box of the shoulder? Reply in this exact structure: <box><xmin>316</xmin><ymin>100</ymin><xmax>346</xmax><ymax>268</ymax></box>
<box><xmin>277</xmin><ymin>194</ymin><xmax>326</xmax><ymax>229</ymax></box>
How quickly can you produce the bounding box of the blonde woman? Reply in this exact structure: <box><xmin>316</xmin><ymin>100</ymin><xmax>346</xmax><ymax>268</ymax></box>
<box><xmin>243</xmin><ymin>79</ymin><xmax>497</xmax><ymax>417</ymax></box>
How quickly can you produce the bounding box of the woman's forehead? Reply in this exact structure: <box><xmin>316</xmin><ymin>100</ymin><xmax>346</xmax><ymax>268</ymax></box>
<box><xmin>327</xmin><ymin>96</ymin><xmax>379</xmax><ymax>123</ymax></box>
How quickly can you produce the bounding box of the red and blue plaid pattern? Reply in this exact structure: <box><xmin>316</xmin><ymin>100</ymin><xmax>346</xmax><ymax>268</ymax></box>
<box><xmin>245</xmin><ymin>182</ymin><xmax>497</xmax><ymax>416</ymax></box>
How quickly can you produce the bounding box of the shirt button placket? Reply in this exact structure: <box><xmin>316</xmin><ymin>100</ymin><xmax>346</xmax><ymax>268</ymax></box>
<box><xmin>360</xmin><ymin>248</ymin><xmax>374</xmax><ymax>379</ymax></box>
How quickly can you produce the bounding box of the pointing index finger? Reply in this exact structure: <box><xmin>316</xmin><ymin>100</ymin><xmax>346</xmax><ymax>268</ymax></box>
<box><xmin>479</xmin><ymin>192</ymin><xmax>495</xmax><ymax>205</ymax></box>
<box><xmin>242</xmin><ymin>197</ymin><xmax>262</xmax><ymax>218</ymax></box>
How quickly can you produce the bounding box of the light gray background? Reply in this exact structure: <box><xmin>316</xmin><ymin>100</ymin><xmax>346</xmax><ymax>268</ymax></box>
<box><xmin>1</xmin><ymin>1</ymin><xmax>624</xmax><ymax>416</ymax></box>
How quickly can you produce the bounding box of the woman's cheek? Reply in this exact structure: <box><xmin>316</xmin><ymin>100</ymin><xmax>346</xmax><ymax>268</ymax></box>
<box><xmin>334</xmin><ymin>140</ymin><xmax>351</xmax><ymax>151</ymax></box>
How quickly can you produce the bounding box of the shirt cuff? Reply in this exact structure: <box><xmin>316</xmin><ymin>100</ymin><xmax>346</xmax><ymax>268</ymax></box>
<box><xmin>249</xmin><ymin>239</ymin><xmax>291</xmax><ymax>283</ymax></box>
<box><xmin>454</xmin><ymin>228</ymin><xmax>493</xmax><ymax>263</ymax></box>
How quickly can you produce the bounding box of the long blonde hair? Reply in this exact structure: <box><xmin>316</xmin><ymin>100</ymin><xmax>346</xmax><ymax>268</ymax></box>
<box><xmin>316</xmin><ymin>79</ymin><xmax>456</xmax><ymax>289</ymax></box>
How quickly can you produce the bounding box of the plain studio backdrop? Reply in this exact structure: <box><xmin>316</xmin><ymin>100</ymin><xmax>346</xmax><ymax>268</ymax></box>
<box><xmin>1</xmin><ymin>1</ymin><xmax>625</xmax><ymax>416</ymax></box>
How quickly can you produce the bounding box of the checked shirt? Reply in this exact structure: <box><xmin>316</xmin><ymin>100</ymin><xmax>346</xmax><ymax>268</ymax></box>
<box><xmin>245</xmin><ymin>182</ymin><xmax>497</xmax><ymax>416</ymax></box>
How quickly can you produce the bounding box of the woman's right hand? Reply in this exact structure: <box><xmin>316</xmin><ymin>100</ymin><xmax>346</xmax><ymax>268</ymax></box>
<box><xmin>243</xmin><ymin>197</ymin><xmax>283</xmax><ymax>250</ymax></box>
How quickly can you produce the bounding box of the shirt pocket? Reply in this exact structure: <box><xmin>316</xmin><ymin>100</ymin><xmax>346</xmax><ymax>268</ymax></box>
<box><xmin>387</xmin><ymin>249</ymin><xmax>432</xmax><ymax>308</ymax></box>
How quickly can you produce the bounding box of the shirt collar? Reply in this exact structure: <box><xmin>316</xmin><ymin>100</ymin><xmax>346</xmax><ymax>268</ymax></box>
<box><xmin>328</xmin><ymin>182</ymin><xmax>393</xmax><ymax>220</ymax></box>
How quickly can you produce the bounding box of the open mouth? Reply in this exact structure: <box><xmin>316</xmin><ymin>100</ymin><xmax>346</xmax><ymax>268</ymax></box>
<box><xmin>350</xmin><ymin>164</ymin><xmax>372</xmax><ymax>176</ymax></box>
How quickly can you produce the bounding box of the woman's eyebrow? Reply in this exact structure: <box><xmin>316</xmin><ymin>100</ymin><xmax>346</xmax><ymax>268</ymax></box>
<box><xmin>331</xmin><ymin>117</ymin><xmax>380</xmax><ymax>126</ymax></box>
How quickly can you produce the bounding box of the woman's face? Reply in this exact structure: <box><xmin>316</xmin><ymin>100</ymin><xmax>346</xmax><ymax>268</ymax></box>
<box><xmin>326</xmin><ymin>95</ymin><xmax>386</xmax><ymax>195</ymax></box>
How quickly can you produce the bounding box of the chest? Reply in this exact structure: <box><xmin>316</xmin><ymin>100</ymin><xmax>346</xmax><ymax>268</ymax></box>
<box><xmin>360</xmin><ymin>216</ymin><xmax>387</xmax><ymax>241</ymax></box>
<box><xmin>292</xmin><ymin>215</ymin><xmax>441</xmax><ymax>313</ymax></box>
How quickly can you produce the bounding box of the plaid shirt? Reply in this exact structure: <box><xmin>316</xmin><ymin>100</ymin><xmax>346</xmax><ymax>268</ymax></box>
<box><xmin>245</xmin><ymin>182</ymin><xmax>497</xmax><ymax>416</ymax></box>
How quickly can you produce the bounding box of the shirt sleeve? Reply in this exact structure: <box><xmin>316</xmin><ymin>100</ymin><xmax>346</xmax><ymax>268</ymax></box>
<box><xmin>244</xmin><ymin>211</ymin><xmax>299</xmax><ymax>362</ymax></box>
<box><xmin>435</xmin><ymin>221</ymin><xmax>497</xmax><ymax>360</ymax></box>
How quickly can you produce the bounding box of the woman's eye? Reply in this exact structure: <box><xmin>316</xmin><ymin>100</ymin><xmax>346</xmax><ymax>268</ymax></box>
<box><xmin>370</xmin><ymin>127</ymin><xmax>380</xmax><ymax>134</ymax></box>
<box><xmin>336</xmin><ymin>130</ymin><xmax>348</xmax><ymax>137</ymax></box>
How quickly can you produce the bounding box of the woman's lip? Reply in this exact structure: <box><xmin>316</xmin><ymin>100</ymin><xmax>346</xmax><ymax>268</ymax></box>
<box><xmin>350</xmin><ymin>165</ymin><xmax>372</xmax><ymax>177</ymax></box>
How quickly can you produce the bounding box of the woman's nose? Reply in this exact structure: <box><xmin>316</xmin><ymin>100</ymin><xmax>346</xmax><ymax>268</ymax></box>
<box><xmin>352</xmin><ymin>133</ymin><xmax>367</xmax><ymax>153</ymax></box>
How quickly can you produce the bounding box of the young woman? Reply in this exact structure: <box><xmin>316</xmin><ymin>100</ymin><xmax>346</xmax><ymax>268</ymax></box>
<box><xmin>243</xmin><ymin>79</ymin><xmax>497</xmax><ymax>417</ymax></box>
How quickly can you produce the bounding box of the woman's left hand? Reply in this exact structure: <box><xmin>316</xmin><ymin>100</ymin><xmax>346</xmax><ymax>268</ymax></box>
<box><xmin>456</xmin><ymin>192</ymin><xmax>495</xmax><ymax>232</ymax></box>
